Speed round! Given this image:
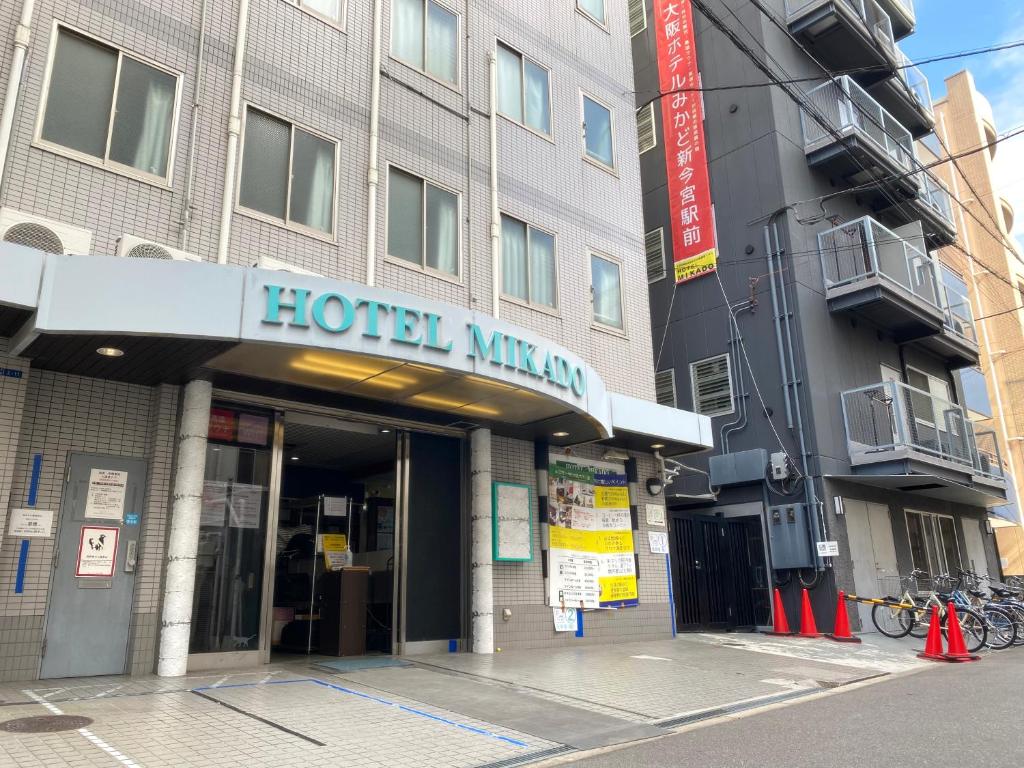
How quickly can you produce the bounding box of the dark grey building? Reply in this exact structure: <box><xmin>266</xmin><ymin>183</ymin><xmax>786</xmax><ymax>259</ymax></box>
<box><xmin>630</xmin><ymin>0</ymin><xmax>1008</xmax><ymax>631</ymax></box>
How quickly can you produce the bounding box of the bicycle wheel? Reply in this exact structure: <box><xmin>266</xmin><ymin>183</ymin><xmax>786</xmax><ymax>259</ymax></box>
<box><xmin>982</xmin><ymin>606</ymin><xmax>1016</xmax><ymax>650</ymax></box>
<box><xmin>872</xmin><ymin>603</ymin><xmax>914</xmax><ymax>638</ymax></box>
<box><xmin>906</xmin><ymin>603</ymin><xmax>931</xmax><ymax>639</ymax></box>
<box><xmin>946</xmin><ymin>607</ymin><xmax>988</xmax><ymax>654</ymax></box>
<box><xmin>1004</xmin><ymin>604</ymin><xmax>1024</xmax><ymax>646</ymax></box>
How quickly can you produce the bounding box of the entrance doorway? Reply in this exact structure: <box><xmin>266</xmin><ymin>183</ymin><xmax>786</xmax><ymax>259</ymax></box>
<box><xmin>271</xmin><ymin>415</ymin><xmax>397</xmax><ymax>657</ymax></box>
<box><xmin>669</xmin><ymin>510</ymin><xmax>770</xmax><ymax>631</ymax></box>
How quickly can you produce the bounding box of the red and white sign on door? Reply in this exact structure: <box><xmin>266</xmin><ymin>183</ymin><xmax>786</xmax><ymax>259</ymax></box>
<box><xmin>653</xmin><ymin>0</ymin><xmax>718</xmax><ymax>283</ymax></box>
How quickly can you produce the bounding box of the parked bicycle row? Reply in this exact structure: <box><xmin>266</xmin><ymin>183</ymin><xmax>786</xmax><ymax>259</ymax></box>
<box><xmin>868</xmin><ymin>568</ymin><xmax>1024</xmax><ymax>653</ymax></box>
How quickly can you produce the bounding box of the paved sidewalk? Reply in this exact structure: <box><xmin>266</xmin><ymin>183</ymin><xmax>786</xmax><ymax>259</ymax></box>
<box><xmin>0</xmin><ymin>633</ymin><xmax>926</xmax><ymax>767</ymax></box>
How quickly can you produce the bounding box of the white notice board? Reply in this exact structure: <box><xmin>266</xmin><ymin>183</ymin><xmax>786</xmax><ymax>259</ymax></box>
<box><xmin>492</xmin><ymin>482</ymin><xmax>533</xmax><ymax>562</ymax></box>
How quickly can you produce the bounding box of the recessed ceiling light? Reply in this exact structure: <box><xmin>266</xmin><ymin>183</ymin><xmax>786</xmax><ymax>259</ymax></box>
<box><xmin>96</xmin><ymin>346</ymin><xmax>124</xmax><ymax>357</ymax></box>
<box><xmin>651</xmin><ymin>443</ymin><xmax>665</xmax><ymax>450</ymax></box>
<box><xmin>379</xmin><ymin>428</ymin><xmax>391</xmax><ymax>434</ymax></box>
<box><xmin>290</xmin><ymin>455</ymin><xmax>300</xmax><ymax>461</ymax></box>
<box><xmin>552</xmin><ymin>431</ymin><xmax>570</xmax><ymax>438</ymax></box>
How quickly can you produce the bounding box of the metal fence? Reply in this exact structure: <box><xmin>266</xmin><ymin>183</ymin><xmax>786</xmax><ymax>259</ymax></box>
<box><xmin>818</xmin><ymin>215</ymin><xmax>940</xmax><ymax>308</ymax></box>
<box><xmin>802</xmin><ymin>76</ymin><xmax>914</xmax><ymax>173</ymax></box>
<box><xmin>918</xmin><ymin>172</ymin><xmax>956</xmax><ymax>227</ymax></box>
<box><xmin>895</xmin><ymin>47</ymin><xmax>932</xmax><ymax>115</ymax></box>
<box><xmin>841</xmin><ymin>380</ymin><xmax>1003</xmax><ymax>476</ymax></box>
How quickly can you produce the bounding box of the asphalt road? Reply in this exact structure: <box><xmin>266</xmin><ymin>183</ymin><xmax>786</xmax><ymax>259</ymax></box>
<box><xmin>560</xmin><ymin>651</ymin><xmax>1024</xmax><ymax>767</ymax></box>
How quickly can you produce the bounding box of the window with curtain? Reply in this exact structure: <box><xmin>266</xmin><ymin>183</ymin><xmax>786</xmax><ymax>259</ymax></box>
<box><xmin>582</xmin><ymin>94</ymin><xmax>614</xmax><ymax>168</ymax></box>
<box><xmin>391</xmin><ymin>0</ymin><xmax>458</xmax><ymax>85</ymax></box>
<box><xmin>496</xmin><ymin>42</ymin><xmax>551</xmax><ymax>135</ymax></box>
<box><xmin>577</xmin><ymin>0</ymin><xmax>607</xmax><ymax>24</ymax></box>
<box><xmin>40</xmin><ymin>28</ymin><xmax>178</xmax><ymax>181</ymax></box>
<box><xmin>238</xmin><ymin>108</ymin><xmax>337</xmax><ymax>235</ymax></box>
<box><xmin>500</xmin><ymin>214</ymin><xmax>556</xmax><ymax>308</ymax></box>
<box><xmin>387</xmin><ymin>167</ymin><xmax>459</xmax><ymax>276</ymax></box>
<box><xmin>590</xmin><ymin>254</ymin><xmax>623</xmax><ymax>329</ymax></box>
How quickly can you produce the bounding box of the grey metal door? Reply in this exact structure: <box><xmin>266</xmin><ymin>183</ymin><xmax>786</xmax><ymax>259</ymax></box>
<box><xmin>40</xmin><ymin>453</ymin><xmax>148</xmax><ymax>679</ymax></box>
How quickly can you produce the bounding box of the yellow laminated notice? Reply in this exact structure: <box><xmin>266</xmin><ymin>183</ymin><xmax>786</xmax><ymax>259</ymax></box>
<box><xmin>599</xmin><ymin>575</ymin><xmax>638</xmax><ymax>603</ymax></box>
<box><xmin>594</xmin><ymin>486</ymin><xmax>629</xmax><ymax>509</ymax></box>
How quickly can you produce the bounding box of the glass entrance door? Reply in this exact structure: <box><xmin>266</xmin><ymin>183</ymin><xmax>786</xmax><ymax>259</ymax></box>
<box><xmin>188</xmin><ymin>405</ymin><xmax>277</xmax><ymax>667</ymax></box>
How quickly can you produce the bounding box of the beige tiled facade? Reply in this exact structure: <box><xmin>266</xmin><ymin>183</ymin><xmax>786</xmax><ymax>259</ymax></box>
<box><xmin>929</xmin><ymin>71</ymin><xmax>1024</xmax><ymax>571</ymax></box>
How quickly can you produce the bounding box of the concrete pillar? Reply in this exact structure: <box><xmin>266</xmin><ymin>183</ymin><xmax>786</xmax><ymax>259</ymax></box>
<box><xmin>157</xmin><ymin>379</ymin><xmax>212</xmax><ymax>677</ymax></box>
<box><xmin>470</xmin><ymin>428</ymin><xmax>493</xmax><ymax>654</ymax></box>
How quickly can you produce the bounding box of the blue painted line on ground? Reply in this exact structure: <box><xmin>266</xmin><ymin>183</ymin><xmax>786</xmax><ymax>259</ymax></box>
<box><xmin>27</xmin><ymin>453</ymin><xmax>42</xmax><ymax>507</ymax></box>
<box><xmin>14</xmin><ymin>540</ymin><xmax>29</xmax><ymax>594</ymax></box>
<box><xmin>666</xmin><ymin>552</ymin><xmax>677</xmax><ymax>638</ymax></box>
<box><xmin>191</xmin><ymin>676</ymin><xmax>529</xmax><ymax>749</ymax></box>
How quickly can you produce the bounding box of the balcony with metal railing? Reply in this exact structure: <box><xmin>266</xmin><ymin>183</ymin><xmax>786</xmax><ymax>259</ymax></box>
<box><xmin>841</xmin><ymin>380</ymin><xmax>1007</xmax><ymax>505</ymax></box>
<box><xmin>918</xmin><ymin>278</ymin><xmax>981</xmax><ymax>368</ymax></box>
<box><xmin>801</xmin><ymin>76</ymin><xmax>920</xmax><ymax>202</ymax></box>
<box><xmin>818</xmin><ymin>215</ymin><xmax>946</xmax><ymax>338</ymax></box>
<box><xmin>785</xmin><ymin>0</ymin><xmax>898</xmax><ymax>75</ymax></box>
<box><xmin>875</xmin><ymin>0</ymin><xmax>914</xmax><ymax>39</ymax></box>
<box><xmin>868</xmin><ymin>46</ymin><xmax>934</xmax><ymax>138</ymax></box>
<box><xmin>911</xmin><ymin>171</ymin><xmax>958</xmax><ymax>246</ymax></box>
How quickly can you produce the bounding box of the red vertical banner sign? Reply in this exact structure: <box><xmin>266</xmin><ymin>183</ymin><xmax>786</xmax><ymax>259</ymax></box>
<box><xmin>653</xmin><ymin>0</ymin><xmax>718</xmax><ymax>283</ymax></box>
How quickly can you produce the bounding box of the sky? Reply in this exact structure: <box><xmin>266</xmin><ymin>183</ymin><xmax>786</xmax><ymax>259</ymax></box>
<box><xmin>901</xmin><ymin>0</ymin><xmax>1024</xmax><ymax>250</ymax></box>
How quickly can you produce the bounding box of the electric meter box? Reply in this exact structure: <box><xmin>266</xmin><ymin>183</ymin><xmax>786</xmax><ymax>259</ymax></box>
<box><xmin>767</xmin><ymin>503</ymin><xmax>813</xmax><ymax>569</ymax></box>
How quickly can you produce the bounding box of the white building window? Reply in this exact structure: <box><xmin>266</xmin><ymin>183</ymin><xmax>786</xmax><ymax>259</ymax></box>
<box><xmin>500</xmin><ymin>214</ymin><xmax>557</xmax><ymax>308</ymax></box>
<box><xmin>391</xmin><ymin>0</ymin><xmax>459</xmax><ymax>85</ymax></box>
<box><xmin>591</xmin><ymin>253</ymin><xmax>623</xmax><ymax>329</ymax></box>
<box><xmin>39</xmin><ymin>27</ymin><xmax>180</xmax><ymax>182</ymax></box>
<box><xmin>582</xmin><ymin>93</ymin><xmax>614</xmax><ymax>168</ymax></box>
<box><xmin>289</xmin><ymin>0</ymin><xmax>346</xmax><ymax>25</ymax></box>
<box><xmin>387</xmin><ymin>167</ymin><xmax>460</xmax><ymax>277</ymax></box>
<box><xmin>238</xmin><ymin>107</ymin><xmax>337</xmax><ymax>236</ymax></box>
<box><xmin>690</xmin><ymin>354</ymin><xmax>734</xmax><ymax>416</ymax></box>
<box><xmin>577</xmin><ymin>0</ymin><xmax>607</xmax><ymax>26</ymax></box>
<box><xmin>496</xmin><ymin>43</ymin><xmax>551</xmax><ymax>136</ymax></box>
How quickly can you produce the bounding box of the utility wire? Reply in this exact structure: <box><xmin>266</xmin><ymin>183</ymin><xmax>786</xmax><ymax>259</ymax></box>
<box><xmin>633</xmin><ymin>39</ymin><xmax>1024</xmax><ymax>105</ymax></box>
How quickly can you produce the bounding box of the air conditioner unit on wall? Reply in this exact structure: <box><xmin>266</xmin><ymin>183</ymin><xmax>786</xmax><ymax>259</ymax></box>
<box><xmin>0</xmin><ymin>207</ymin><xmax>93</xmax><ymax>255</ymax></box>
<box><xmin>116</xmin><ymin>234</ymin><xmax>200</xmax><ymax>262</ymax></box>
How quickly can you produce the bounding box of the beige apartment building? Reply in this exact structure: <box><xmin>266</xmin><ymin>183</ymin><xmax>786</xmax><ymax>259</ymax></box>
<box><xmin>928</xmin><ymin>70</ymin><xmax>1024</xmax><ymax>572</ymax></box>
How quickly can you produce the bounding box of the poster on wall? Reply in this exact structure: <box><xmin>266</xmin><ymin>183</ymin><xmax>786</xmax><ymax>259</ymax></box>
<box><xmin>228</xmin><ymin>483</ymin><xmax>264</xmax><ymax>529</ymax></box>
<box><xmin>200</xmin><ymin>481</ymin><xmax>228</xmax><ymax>528</ymax></box>
<box><xmin>75</xmin><ymin>525</ymin><xmax>119</xmax><ymax>578</ymax></box>
<box><xmin>548</xmin><ymin>455</ymin><xmax>638</xmax><ymax>609</ymax></box>
<box><xmin>7</xmin><ymin>508</ymin><xmax>54</xmax><ymax>538</ymax></box>
<box><xmin>653</xmin><ymin>0</ymin><xmax>718</xmax><ymax>283</ymax></box>
<box><xmin>83</xmin><ymin>469</ymin><xmax>128</xmax><ymax>521</ymax></box>
<box><xmin>492</xmin><ymin>482</ymin><xmax>533</xmax><ymax>562</ymax></box>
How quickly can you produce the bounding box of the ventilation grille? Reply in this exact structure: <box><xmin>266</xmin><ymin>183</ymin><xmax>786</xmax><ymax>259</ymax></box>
<box><xmin>655</xmin><ymin>369</ymin><xmax>677</xmax><ymax>408</ymax></box>
<box><xmin>637</xmin><ymin>102</ymin><xmax>656</xmax><ymax>154</ymax></box>
<box><xmin>645</xmin><ymin>228</ymin><xmax>666</xmax><ymax>282</ymax></box>
<box><xmin>690</xmin><ymin>354</ymin><xmax>734</xmax><ymax>416</ymax></box>
<box><xmin>126</xmin><ymin>242</ymin><xmax>174</xmax><ymax>260</ymax></box>
<box><xmin>628</xmin><ymin>0</ymin><xmax>647</xmax><ymax>36</ymax></box>
<box><xmin>3</xmin><ymin>222</ymin><xmax>64</xmax><ymax>254</ymax></box>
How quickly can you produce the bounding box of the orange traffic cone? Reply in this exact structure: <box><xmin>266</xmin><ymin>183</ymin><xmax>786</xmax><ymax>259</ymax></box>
<box><xmin>826</xmin><ymin>591</ymin><xmax>861</xmax><ymax>643</ymax></box>
<box><xmin>917</xmin><ymin>607</ymin><xmax>947</xmax><ymax>661</ymax></box>
<box><xmin>797</xmin><ymin>588</ymin><xmax>824</xmax><ymax>638</ymax></box>
<box><xmin>763</xmin><ymin>587</ymin><xmax>795</xmax><ymax>636</ymax></box>
<box><xmin>943</xmin><ymin>603</ymin><xmax>980</xmax><ymax>662</ymax></box>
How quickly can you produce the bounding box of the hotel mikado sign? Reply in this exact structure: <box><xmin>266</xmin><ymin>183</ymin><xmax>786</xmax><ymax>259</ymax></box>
<box><xmin>238</xmin><ymin>273</ymin><xmax>610</xmax><ymax>431</ymax></box>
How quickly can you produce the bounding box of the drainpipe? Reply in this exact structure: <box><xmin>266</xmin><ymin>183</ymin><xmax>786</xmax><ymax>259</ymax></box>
<box><xmin>158</xmin><ymin>380</ymin><xmax>212</xmax><ymax>677</ymax></box>
<box><xmin>488</xmin><ymin>49</ymin><xmax>501</xmax><ymax>319</ymax></box>
<box><xmin>0</xmin><ymin>0</ymin><xmax>35</xmax><ymax>191</ymax></box>
<box><xmin>721</xmin><ymin>302</ymin><xmax>752</xmax><ymax>452</ymax></box>
<box><xmin>178</xmin><ymin>0</ymin><xmax>208</xmax><ymax>250</ymax></box>
<box><xmin>765</xmin><ymin>226</ymin><xmax>794</xmax><ymax>429</ymax></box>
<box><xmin>215</xmin><ymin>0</ymin><xmax>251</xmax><ymax>265</ymax></box>
<box><xmin>768</xmin><ymin>214</ymin><xmax>824</xmax><ymax>570</ymax></box>
<box><xmin>470</xmin><ymin>428</ymin><xmax>494</xmax><ymax>653</ymax></box>
<box><xmin>364</xmin><ymin>0</ymin><xmax>383</xmax><ymax>286</ymax></box>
